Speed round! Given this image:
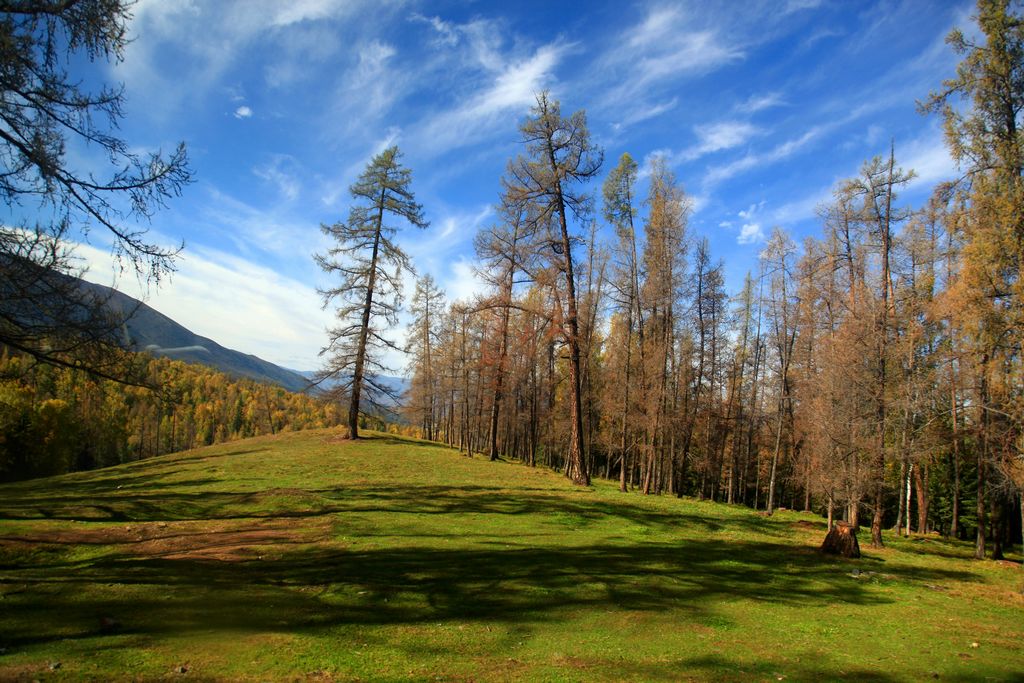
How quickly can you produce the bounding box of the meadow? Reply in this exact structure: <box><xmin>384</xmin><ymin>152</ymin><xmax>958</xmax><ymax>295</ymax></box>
<box><xmin>0</xmin><ymin>429</ymin><xmax>1021</xmax><ymax>682</ymax></box>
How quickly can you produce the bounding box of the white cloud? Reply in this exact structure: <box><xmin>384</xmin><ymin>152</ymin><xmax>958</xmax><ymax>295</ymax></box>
<box><xmin>417</xmin><ymin>42</ymin><xmax>567</xmax><ymax>153</ymax></box>
<box><xmin>785</xmin><ymin>0</ymin><xmax>823</xmax><ymax>13</ymax></box>
<box><xmin>116</xmin><ymin>0</ymin><xmax>365</xmax><ymax>118</ymax></box>
<box><xmin>732</xmin><ymin>201</ymin><xmax>767</xmax><ymax>245</ymax></box>
<box><xmin>682</xmin><ymin>121</ymin><xmax>759</xmax><ymax>161</ymax></box>
<box><xmin>771</xmin><ymin>187</ymin><xmax>832</xmax><ymax>224</ymax></box>
<box><xmin>704</xmin><ymin>127</ymin><xmax>824</xmax><ymax>187</ymax></box>
<box><xmin>615</xmin><ymin>98</ymin><xmax>678</xmax><ymax>129</ymax></box>
<box><xmin>446</xmin><ymin>258</ymin><xmax>488</xmax><ymax>304</ymax></box>
<box><xmin>901</xmin><ymin>128</ymin><xmax>957</xmax><ymax>188</ymax></box>
<box><xmin>199</xmin><ymin>187</ymin><xmax>324</xmax><ymax>262</ymax></box>
<box><xmin>253</xmin><ymin>155</ymin><xmax>302</xmax><ymax>201</ymax></box>
<box><xmin>234</xmin><ymin>105</ymin><xmax>253</xmax><ymax>119</ymax></box>
<box><xmin>737</xmin><ymin>92</ymin><xmax>785</xmax><ymax>114</ymax></box>
<box><xmin>76</xmin><ymin>242</ymin><xmax>332</xmax><ymax>370</ymax></box>
<box><xmin>738</xmin><ymin>222</ymin><xmax>765</xmax><ymax>245</ymax></box>
<box><xmin>604</xmin><ymin>6</ymin><xmax>744</xmax><ymax>104</ymax></box>
<box><xmin>333</xmin><ymin>40</ymin><xmax>400</xmax><ymax>125</ymax></box>
<box><xmin>738</xmin><ymin>201</ymin><xmax>765</xmax><ymax>220</ymax></box>
<box><xmin>410</xmin><ymin>13</ymin><xmax>459</xmax><ymax>47</ymax></box>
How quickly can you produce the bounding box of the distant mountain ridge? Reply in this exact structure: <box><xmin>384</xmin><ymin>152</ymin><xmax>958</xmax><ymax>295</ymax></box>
<box><xmin>85</xmin><ymin>279</ymin><xmax>410</xmax><ymax>403</ymax></box>
<box><xmin>84</xmin><ymin>280</ymin><xmax>313</xmax><ymax>393</ymax></box>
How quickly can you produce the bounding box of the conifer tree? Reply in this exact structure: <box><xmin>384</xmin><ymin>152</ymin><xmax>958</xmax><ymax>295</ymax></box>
<box><xmin>922</xmin><ymin>0</ymin><xmax>1024</xmax><ymax>557</ymax></box>
<box><xmin>315</xmin><ymin>146</ymin><xmax>428</xmax><ymax>439</ymax></box>
<box><xmin>503</xmin><ymin>92</ymin><xmax>602</xmax><ymax>485</ymax></box>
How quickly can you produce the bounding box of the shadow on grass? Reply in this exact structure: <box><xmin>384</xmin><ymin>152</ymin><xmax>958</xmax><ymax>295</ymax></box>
<box><xmin>1</xmin><ymin>529</ymin><xmax>981</xmax><ymax>648</ymax></box>
<box><xmin>0</xmin><ymin>481</ymin><xmax>797</xmax><ymax>546</ymax></box>
<box><xmin>0</xmin><ymin>460</ymin><xmax>996</xmax><ymax>680</ymax></box>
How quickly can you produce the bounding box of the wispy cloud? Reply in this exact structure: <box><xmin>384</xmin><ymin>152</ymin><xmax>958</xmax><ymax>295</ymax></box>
<box><xmin>410</xmin><ymin>13</ymin><xmax>459</xmax><ymax>47</ymax></box>
<box><xmin>234</xmin><ymin>105</ymin><xmax>253</xmax><ymax>119</ymax></box>
<box><xmin>737</xmin><ymin>92</ymin><xmax>785</xmax><ymax>114</ymax></box>
<box><xmin>416</xmin><ymin>41</ymin><xmax>568</xmax><ymax>154</ymax></box>
<box><xmin>735</xmin><ymin>201</ymin><xmax>767</xmax><ymax>245</ymax></box>
<box><xmin>607</xmin><ymin>6</ymin><xmax>743</xmax><ymax>99</ymax></box>
<box><xmin>704</xmin><ymin>127</ymin><xmax>824</xmax><ymax>188</ymax></box>
<box><xmin>613</xmin><ymin>98</ymin><xmax>678</xmax><ymax>129</ymax></box>
<box><xmin>116</xmin><ymin>0</ymin><xmax>367</xmax><ymax>118</ymax></box>
<box><xmin>330</xmin><ymin>39</ymin><xmax>401</xmax><ymax>127</ymax></box>
<box><xmin>684</xmin><ymin>121</ymin><xmax>760</xmax><ymax>161</ymax></box>
<box><xmin>253</xmin><ymin>155</ymin><xmax>303</xmax><ymax>201</ymax></box>
<box><xmin>198</xmin><ymin>187</ymin><xmax>324</xmax><ymax>263</ymax></box>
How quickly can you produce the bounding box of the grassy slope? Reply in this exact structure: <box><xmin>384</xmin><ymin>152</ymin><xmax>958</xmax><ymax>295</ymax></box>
<box><xmin>0</xmin><ymin>430</ymin><xmax>1021</xmax><ymax>682</ymax></box>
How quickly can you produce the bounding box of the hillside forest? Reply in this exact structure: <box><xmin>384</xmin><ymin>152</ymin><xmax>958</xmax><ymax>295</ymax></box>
<box><xmin>0</xmin><ymin>0</ymin><xmax>1022</xmax><ymax>563</ymax></box>
<box><xmin>374</xmin><ymin>2</ymin><xmax>1024</xmax><ymax>558</ymax></box>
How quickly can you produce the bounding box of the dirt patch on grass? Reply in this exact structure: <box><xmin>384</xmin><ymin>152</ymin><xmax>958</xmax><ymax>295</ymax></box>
<box><xmin>325</xmin><ymin>432</ymin><xmax>354</xmax><ymax>444</ymax></box>
<box><xmin>0</xmin><ymin>517</ymin><xmax>331</xmax><ymax>563</ymax></box>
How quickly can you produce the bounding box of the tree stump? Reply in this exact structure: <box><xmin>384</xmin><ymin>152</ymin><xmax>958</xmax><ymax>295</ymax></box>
<box><xmin>821</xmin><ymin>522</ymin><xmax>861</xmax><ymax>558</ymax></box>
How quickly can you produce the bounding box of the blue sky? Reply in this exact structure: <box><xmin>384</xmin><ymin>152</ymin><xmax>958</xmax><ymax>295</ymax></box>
<box><xmin>76</xmin><ymin>0</ymin><xmax>971</xmax><ymax>372</ymax></box>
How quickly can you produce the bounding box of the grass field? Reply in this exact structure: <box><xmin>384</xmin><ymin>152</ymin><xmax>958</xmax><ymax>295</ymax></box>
<box><xmin>0</xmin><ymin>429</ymin><xmax>1021</xmax><ymax>682</ymax></box>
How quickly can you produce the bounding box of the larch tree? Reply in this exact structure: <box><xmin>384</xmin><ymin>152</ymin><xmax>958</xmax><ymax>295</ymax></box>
<box><xmin>474</xmin><ymin>193</ymin><xmax>535</xmax><ymax>461</ymax></box>
<box><xmin>0</xmin><ymin>0</ymin><xmax>191</xmax><ymax>384</ymax></box>
<box><xmin>315</xmin><ymin>146</ymin><xmax>428</xmax><ymax>439</ymax></box>
<box><xmin>761</xmin><ymin>228</ymin><xmax>799</xmax><ymax>516</ymax></box>
<box><xmin>922</xmin><ymin>0</ymin><xmax>1024</xmax><ymax>559</ymax></box>
<box><xmin>846</xmin><ymin>150</ymin><xmax>914</xmax><ymax>547</ymax></box>
<box><xmin>639</xmin><ymin>158</ymin><xmax>689</xmax><ymax>495</ymax></box>
<box><xmin>503</xmin><ymin>91</ymin><xmax>602</xmax><ymax>485</ymax></box>
<box><xmin>602</xmin><ymin>152</ymin><xmax>644</xmax><ymax>492</ymax></box>
<box><xmin>406</xmin><ymin>274</ymin><xmax>446</xmax><ymax>441</ymax></box>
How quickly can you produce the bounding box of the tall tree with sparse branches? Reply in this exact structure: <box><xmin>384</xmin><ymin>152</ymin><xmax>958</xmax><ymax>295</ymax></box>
<box><xmin>503</xmin><ymin>91</ymin><xmax>602</xmax><ymax>485</ymax></box>
<box><xmin>315</xmin><ymin>146</ymin><xmax>428</xmax><ymax>439</ymax></box>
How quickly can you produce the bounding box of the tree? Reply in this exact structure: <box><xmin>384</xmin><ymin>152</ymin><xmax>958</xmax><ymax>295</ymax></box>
<box><xmin>474</xmin><ymin>194</ymin><xmax>533</xmax><ymax>461</ymax></box>
<box><xmin>602</xmin><ymin>152</ymin><xmax>643</xmax><ymax>492</ymax></box>
<box><xmin>921</xmin><ymin>0</ymin><xmax>1024</xmax><ymax>557</ymax></box>
<box><xmin>845</xmin><ymin>149</ymin><xmax>914</xmax><ymax>547</ymax></box>
<box><xmin>0</xmin><ymin>1</ymin><xmax>191</xmax><ymax>381</ymax></box>
<box><xmin>315</xmin><ymin>146</ymin><xmax>428</xmax><ymax>439</ymax></box>
<box><xmin>503</xmin><ymin>91</ymin><xmax>602</xmax><ymax>485</ymax></box>
<box><xmin>405</xmin><ymin>274</ymin><xmax>445</xmax><ymax>441</ymax></box>
<box><xmin>761</xmin><ymin>228</ymin><xmax>799</xmax><ymax>516</ymax></box>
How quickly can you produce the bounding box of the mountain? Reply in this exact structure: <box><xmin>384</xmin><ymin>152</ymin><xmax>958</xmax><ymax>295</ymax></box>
<box><xmin>85</xmin><ymin>280</ymin><xmax>313</xmax><ymax>393</ymax></box>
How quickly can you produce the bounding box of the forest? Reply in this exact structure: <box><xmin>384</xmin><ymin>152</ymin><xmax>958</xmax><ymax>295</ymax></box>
<box><xmin>370</xmin><ymin>5</ymin><xmax>1024</xmax><ymax>558</ymax></box>
<box><xmin>0</xmin><ymin>1</ymin><xmax>1021</xmax><ymax>563</ymax></box>
<box><xmin>0</xmin><ymin>352</ymin><xmax>345</xmax><ymax>481</ymax></box>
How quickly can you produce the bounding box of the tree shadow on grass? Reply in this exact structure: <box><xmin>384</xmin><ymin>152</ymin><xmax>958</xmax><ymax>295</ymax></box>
<box><xmin>1</xmin><ymin>531</ymin><xmax>982</xmax><ymax>648</ymax></box>
<box><xmin>618</xmin><ymin>654</ymin><xmax>901</xmax><ymax>682</ymax></box>
<box><xmin>0</xmin><ymin>472</ymin><xmax>995</xmax><ymax>681</ymax></box>
<box><xmin>0</xmin><ymin>482</ymin><xmax>799</xmax><ymax>546</ymax></box>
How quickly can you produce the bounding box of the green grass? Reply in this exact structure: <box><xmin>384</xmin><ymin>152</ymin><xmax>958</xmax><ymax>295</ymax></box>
<box><xmin>0</xmin><ymin>429</ymin><xmax>1021</xmax><ymax>682</ymax></box>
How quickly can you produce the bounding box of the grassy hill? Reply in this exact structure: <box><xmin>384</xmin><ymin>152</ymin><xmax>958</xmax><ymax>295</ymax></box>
<box><xmin>0</xmin><ymin>430</ymin><xmax>1021</xmax><ymax>682</ymax></box>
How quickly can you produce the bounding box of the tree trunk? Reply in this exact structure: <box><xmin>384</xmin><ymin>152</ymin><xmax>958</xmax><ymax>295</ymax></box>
<box><xmin>348</xmin><ymin>193</ymin><xmax>385</xmax><ymax>440</ymax></box>
<box><xmin>821</xmin><ymin>522</ymin><xmax>861</xmax><ymax>558</ymax></box>
<box><xmin>895</xmin><ymin>460</ymin><xmax>907</xmax><ymax>534</ymax></box>
<box><xmin>914</xmin><ymin>461</ymin><xmax>928</xmax><ymax>534</ymax></box>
